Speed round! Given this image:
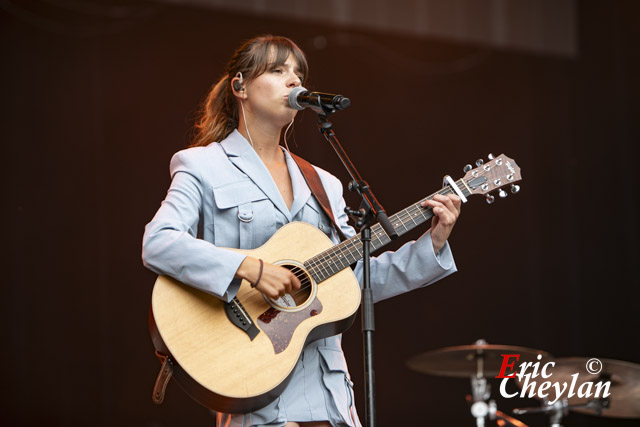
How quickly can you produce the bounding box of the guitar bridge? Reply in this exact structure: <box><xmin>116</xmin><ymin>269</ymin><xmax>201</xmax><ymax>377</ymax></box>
<box><xmin>225</xmin><ymin>297</ymin><xmax>260</xmax><ymax>341</ymax></box>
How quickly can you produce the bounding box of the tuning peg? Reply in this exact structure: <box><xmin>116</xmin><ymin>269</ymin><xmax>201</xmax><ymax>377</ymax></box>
<box><xmin>487</xmin><ymin>153</ymin><xmax>494</xmax><ymax>160</ymax></box>
<box><xmin>475</xmin><ymin>159</ymin><xmax>484</xmax><ymax>167</ymax></box>
<box><xmin>511</xmin><ymin>184</ymin><xmax>520</xmax><ymax>194</ymax></box>
<box><xmin>499</xmin><ymin>189</ymin><xmax>508</xmax><ymax>198</ymax></box>
<box><xmin>463</xmin><ymin>164</ymin><xmax>473</xmax><ymax>173</ymax></box>
<box><xmin>485</xmin><ymin>194</ymin><xmax>495</xmax><ymax>204</ymax></box>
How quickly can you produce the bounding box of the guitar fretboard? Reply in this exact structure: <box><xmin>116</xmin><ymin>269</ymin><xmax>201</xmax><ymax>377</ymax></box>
<box><xmin>303</xmin><ymin>178</ymin><xmax>472</xmax><ymax>283</ymax></box>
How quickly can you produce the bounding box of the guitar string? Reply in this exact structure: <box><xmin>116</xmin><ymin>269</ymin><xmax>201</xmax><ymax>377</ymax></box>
<box><xmin>308</xmin><ymin>197</ymin><xmax>439</xmax><ymax>273</ymax></box>
<box><xmin>306</xmin><ymin>195</ymin><xmax>433</xmax><ymax>270</ymax></box>
<box><xmin>305</xmin><ymin>181</ymin><xmax>463</xmax><ymax>273</ymax></box>
<box><xmin>299</xmin><ymin>183</ymin><xmax>459</xmax><ymax>288</ymax></box>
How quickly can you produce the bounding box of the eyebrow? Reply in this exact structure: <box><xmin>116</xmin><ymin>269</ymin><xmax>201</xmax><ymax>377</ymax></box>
<box><xmin>269</xmin><ymin>60</ymin><xmax>303</xmax><ymax>74</ymax></box>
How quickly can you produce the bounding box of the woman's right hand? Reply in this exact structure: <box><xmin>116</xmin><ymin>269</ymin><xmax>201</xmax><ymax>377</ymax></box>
<box><xmin>235</xmin><ymin>256</ymin><xmax>301</xmax><ymax>299</ymax></box>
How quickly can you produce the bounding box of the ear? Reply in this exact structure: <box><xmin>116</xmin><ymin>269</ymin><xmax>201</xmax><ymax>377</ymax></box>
<box><xmin>231</xmin><ymin>77</ymin><xmax>247</xmax><ymax>99</ymax></box>
<box><xmin>231</xmin><ymin>71</ymin><xmax>247</xmax><ymax>99</ymax></box>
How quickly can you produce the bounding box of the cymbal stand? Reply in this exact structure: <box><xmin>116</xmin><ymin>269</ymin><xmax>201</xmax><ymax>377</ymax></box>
<box><xmin>468</xmin><ymin>339</ymin><xmax>491</xmax><ymax>426</ymax></box>
<box><xmin>468</xmin><ymin>339</ymin><xmax>529</xmax><ymax>427</ymax></box>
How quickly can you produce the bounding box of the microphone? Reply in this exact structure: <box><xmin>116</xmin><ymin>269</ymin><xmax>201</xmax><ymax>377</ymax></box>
<box><xmin>288</xmin><ymin>86</ymin><xmax>351</xmax><ymax>113</ymax></box>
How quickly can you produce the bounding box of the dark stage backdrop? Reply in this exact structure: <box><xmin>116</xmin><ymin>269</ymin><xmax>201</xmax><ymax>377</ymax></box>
<box><xmin>2</xmin><ymin>1</ymin><xmax>639</xmax><ymax>426</ymax></box>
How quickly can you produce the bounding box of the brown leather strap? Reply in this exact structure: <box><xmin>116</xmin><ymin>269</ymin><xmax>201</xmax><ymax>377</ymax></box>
<box><xmin>152</xmin><ymin>351</ymin><xmax>174</xmax><ymax>404</ymax></box>
<box><xmin>290</xmin><ymin>153</ymin><xmax>347</xmax><ymax>242</ymax></box>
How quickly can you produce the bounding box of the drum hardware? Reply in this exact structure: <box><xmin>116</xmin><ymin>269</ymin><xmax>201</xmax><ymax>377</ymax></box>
<box><xmin>513</xmin><ymin>357</ymin><xmax>640</xmax><ymax>423</ymax></box>
<box><xmin>465</xmin><ymin>395</ymin><xmax>529</xmax><ymax>427</ymax></box>
<box><xmin>408</xmin><ymin>342</ymin><xmax>640</xmax><ymax>425</ymax></box>
<box><xmin>407</xmin><ymin>339</ymin><xmax>548</xmax><ymax>427</ymax></box>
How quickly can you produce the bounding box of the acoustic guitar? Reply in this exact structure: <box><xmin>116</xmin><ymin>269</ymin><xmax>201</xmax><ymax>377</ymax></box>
<box><xmin>149</xmin><ymin>154</ymin><xmax>522</xmax><ymax>413</ymax></box>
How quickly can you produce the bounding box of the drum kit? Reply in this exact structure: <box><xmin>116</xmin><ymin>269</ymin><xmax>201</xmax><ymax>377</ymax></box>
<box><xmin>406</xmin><ymin>339</ymin><xmax>640</xmax><ymax>426</ymax></box>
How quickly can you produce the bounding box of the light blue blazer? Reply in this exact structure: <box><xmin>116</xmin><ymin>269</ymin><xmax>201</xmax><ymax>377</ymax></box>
<box><xmin>142</xmin><ymin>130</ymin><xmax>457</xmax><ymax>426</ymax></box>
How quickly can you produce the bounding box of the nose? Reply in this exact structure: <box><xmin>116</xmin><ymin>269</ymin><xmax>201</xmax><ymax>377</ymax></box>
<box><xmin>287</xmin><ymin>71</ymin><xmax>301</xmax><ymax>88</ymax></box>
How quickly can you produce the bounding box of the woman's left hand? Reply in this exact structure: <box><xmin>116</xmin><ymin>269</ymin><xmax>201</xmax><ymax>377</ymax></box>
<box><xmin>421</xmin><ymin>194</ymin><xmax>461</xmax><ymax>253</ymax></box>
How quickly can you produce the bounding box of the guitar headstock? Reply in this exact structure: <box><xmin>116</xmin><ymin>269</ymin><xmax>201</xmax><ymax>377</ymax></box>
<box><xmin>462</xmin><ymin>154</ymin><xmax>522</xmax><ymax>203</ymax></box>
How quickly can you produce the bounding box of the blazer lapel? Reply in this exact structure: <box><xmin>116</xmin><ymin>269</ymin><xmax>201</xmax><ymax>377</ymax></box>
<box><xmin>285</xmin><ymin>149</ymin><xmax>311</xmax><ymax>219</ymax></box>
<box><xmin>220</xmin><ymin>130</ymin><xmax>293</xmax><ymax>222</ymax></box>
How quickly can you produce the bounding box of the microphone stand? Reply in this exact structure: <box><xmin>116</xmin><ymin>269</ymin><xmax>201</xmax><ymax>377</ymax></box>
<box><xmin>310</xmin><ymin>102</ymin><xmax>397</xmax><ymax>427</ymax></box>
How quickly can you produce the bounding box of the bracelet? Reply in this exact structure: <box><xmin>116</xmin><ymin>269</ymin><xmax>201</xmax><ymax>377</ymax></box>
<box><xmin>251</xmin><ymin>259</ymin><xmax>264</xmax><ymax>288</ymax></box>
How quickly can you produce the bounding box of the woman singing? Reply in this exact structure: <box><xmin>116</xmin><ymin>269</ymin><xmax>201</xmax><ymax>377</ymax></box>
<box><xmin>142</xmin><ymin>34</ymin><xmax>461</xmax><ymax>427</ymax></box>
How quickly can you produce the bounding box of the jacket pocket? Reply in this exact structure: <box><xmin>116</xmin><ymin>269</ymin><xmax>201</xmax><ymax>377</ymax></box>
<box><xmin>212</xmin><ymin>180</ymin><xmax>276</xmax><ymax>249</ymax></box>
<box><xmin>318</xmin><ymin>346</ymin><xmax>358</xmax><ymax>426</ymax></box>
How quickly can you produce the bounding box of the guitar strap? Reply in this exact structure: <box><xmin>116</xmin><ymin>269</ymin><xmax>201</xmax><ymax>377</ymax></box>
<box><xmin>290</xmin><ymin>152</ymin><xmax>347</xmax><ymax>242</ymax></box>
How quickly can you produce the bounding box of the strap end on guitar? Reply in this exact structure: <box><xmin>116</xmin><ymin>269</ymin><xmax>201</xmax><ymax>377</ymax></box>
<box><xmin>152</xmin><ymin>351</ymin><xmax>174</xmax><ymax>404</ymax></box>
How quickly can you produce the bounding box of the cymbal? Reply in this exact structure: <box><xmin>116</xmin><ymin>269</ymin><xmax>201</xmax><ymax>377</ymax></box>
<box><xmin>407</xmin><ymin>343</ymin><xmax>550</xmax><ymax>378</ymax></box>
<box><xmin>515</xmin><ymin>357</ymin><xmax>640</xmax><ymax>418</ymax></box>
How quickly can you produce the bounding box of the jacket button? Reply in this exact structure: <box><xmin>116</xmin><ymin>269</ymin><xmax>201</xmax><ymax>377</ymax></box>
<box><xmin>318</xmin><ymin>223</ymin><xmax>324</xmax><ymax>231</ymax></box>
<box><xmin>238</xmin><ymin>211</ymin><xmax>254</xmax><ymax>222</ymax></box>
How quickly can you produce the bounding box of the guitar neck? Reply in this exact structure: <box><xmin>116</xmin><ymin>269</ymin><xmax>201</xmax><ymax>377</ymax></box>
<box><xmin>304</xmin><ymin>178</ymin><xmax>472</xmax><ymax>283</ymax></box>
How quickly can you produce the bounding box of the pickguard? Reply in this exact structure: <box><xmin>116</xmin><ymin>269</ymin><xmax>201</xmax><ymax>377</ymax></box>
<box><xmin>257</xmin><ymin>298</ymin><xmax>323</xmax><ymax>354</ymax></box>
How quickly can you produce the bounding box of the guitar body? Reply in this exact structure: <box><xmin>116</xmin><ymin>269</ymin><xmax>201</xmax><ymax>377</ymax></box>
<box><xmin>149</xmin><ymin>221</ymin><xmax>362</xmax><ymax>413</ymax></box>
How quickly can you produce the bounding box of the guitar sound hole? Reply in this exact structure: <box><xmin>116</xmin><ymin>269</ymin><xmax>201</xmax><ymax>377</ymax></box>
<box><xmin>283</xmin><ymin>264</ymin><xmax>312</xmax><ymax>306</ymax></box>
<box><xmin>266</xmin><ymin>262</ymin><xmax>315</xmax><ymax>312</ymax></box>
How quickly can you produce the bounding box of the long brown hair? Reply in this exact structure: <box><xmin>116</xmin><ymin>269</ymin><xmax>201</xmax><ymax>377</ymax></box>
<box><xmin>190</xmin><ymin>35</ymin><xmax>309</xmax><ymax>147</ymax></box>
